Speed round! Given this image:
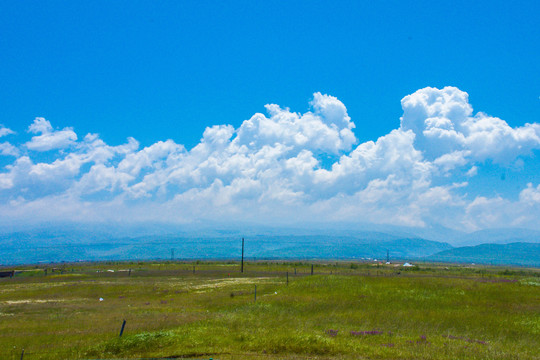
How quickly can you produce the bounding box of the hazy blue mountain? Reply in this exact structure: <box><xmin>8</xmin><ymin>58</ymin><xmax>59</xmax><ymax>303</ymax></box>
<box><xmin>0</xmin><ymin>234</ymin><xmax>452</xmax><ymax>265</ymax></box>
<box><xmin>0</xmin><ymin>221</ymin><xmax>464</xmax><ymax>243</ymax></box>
<box><xmin>453</xmin><ymin>228</ymin><xmax>540</xmax><ymax>246</ymax></box>
<box><xmin>1</xmin><ymin>224</ymin><xmax>538</xmax><ymax>266</ymax></box>
<box><xmin>429</xmin><ymin>242</ymin><xmax>540</xmax><ymax>266</ymax></box>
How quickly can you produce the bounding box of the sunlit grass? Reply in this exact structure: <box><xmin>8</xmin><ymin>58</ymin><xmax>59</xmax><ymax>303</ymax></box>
<box><xmin>0</xmin><ymin>261</ymin><xmax>538</xmax><ymax>359</ymax></box>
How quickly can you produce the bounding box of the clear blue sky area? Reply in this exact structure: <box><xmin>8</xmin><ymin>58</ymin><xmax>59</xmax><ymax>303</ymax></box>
<box><xmin>1</xmin><ymin>1</ymin><xmax>538</xmax><ymax>148</ymax></box>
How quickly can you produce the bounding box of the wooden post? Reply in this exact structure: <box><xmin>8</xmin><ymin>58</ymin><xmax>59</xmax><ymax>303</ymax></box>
<box><xmin>254</xmin><ymin>285</ymin><xmax>257</xmax><ymax>302</ymax></box>
<box><xmin>119</xmin><ymin>319</ymin><xmax>127</xmax><ymax>337</ymax></box>
<box><xmin>311</xmin><ymin>264</ymin><xmax>314</xmax><ymax>275</ymax></box>
<box><xmin>286</xmin><ymin>271</ymin><xmax>289</xmax><ymax>285</ymax></box>
<box><xmin>241</xmin><ymin>237</ymin><xmax>244</xmax><ymax>273</ymax></box>
<box><xmin>128</xmin><ymin>269</ymin><xmax>131</xmax><ymax>276</ymax></box>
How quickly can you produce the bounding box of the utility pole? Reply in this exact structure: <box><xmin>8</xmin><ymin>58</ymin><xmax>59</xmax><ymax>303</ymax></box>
<box><xmin>241</xmin><ymin>237</ymin><xmax>244</xmax><ymax>273</ymax></box>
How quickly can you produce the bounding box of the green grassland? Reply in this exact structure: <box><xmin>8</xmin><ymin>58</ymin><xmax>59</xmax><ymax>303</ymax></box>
<box><xmin>1</xmin><ymin>262</ymin><xmax>539</xmax><ymax>359</ymax></box>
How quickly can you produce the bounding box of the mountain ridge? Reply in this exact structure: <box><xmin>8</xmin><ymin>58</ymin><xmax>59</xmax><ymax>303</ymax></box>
<box><xmin>1</xmin><ymin>226</ymin><xmax>538</xmax><ymax>266</ymax></box>
<box><xmin>429</xmin><ymin>242</ymin><xmax>540</xmax><ymax>266</ymax></box>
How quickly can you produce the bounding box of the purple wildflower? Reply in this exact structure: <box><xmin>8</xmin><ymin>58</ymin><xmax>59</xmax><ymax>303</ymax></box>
<box><xmin>325</xmin><ymin>329</ymin><xmax>339</xmax><ymax>337</ymax></box>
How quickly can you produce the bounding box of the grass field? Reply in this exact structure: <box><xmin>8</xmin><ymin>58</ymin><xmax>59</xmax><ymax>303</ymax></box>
<box><xmin>1</xmin><ymin>261</ymin><xmax>539</xmax><ymax>359</ymax></box>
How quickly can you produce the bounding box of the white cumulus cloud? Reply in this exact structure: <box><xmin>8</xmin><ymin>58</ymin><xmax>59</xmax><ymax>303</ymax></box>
<box><xmin>401</xmin><ymin>86</ymin><xmax>540</xmax><ymax>164</ymax></box>
<box><xmin>26</xmin><ymin>117</ymin><xmax>78</xmax><ymax>151</ymax></box>
<box><xmin>0</xmin><ymin>126</ymin><xmax>15</xmax><ymax>138</ymax></box>
<box><xmin>0</xmin><ymin>142</ymin><xmax>19</xmax><ymax>157</ymax></box>
<box><xmin>236</xmin><ymin>92</ymin><xmax>356</xmax><ymax>154</ymax></box>
<box><xmin>0</xmin><ymin>88</ymin><xmax>539</xmax><ymax>231</ymax></box>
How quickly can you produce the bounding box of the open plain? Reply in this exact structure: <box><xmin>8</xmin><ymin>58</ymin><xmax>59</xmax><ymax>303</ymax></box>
<box><xmin>1</xmin><ymin>262</ymin><xmax>538</xmax><ymax>359</ymax></box>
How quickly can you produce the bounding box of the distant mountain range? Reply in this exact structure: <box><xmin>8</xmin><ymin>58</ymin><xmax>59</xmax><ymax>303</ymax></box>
<box><xmin>453</xmin><ymin>228</ymin><xmax>540</xmax><ymax>246</ymax></box>
<box><xmin>0</xmin><ymin>234</ymin><xmax>452</xmax><ymax>265</ymax></box>
<box><xmin>428</xmin><ymin>242</ymin><xmax>540</xmax><ymax>267</ymax></box>
<box><xmin>0</xmin><ymin>225</ymin><xmax>538</xmax><ymax>266</ymax></box>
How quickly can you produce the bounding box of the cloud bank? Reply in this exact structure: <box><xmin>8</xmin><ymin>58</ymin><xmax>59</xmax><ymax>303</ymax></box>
<box><xmin>1</xmin><ymin>87</ymin><xmax>539</xmax><ymax>231</ymax></box>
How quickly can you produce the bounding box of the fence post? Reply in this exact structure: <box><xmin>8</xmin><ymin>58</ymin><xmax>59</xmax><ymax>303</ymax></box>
<box><xmin>241</xmin><ymin>237</ymin><xmax>244</xmax><ymax>273</ymax></box>
<box><xmin>119</xmin><ymin>319</ymin><xmax>127</xmax><ymax>337</ymax></box>
<box><xmin>286</xmin><ymin>271</ymin><xmax>289</xmax><ymax>285</ymax></box>
<box><xmin>311</xmin><ymin>264</ymin><xmax>314</xmax><ymax>275</ymax></box>
<box><xmin>254</xmin><ymin>285</ymin><xmax>257</xmax><ymax>302</ymax></box>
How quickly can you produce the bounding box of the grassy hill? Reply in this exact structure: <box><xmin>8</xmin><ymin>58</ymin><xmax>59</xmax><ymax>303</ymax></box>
<box><xmin>429</xmin><ymin>242</ymin><xmax>540</xmax><ymax>266</ymax></box>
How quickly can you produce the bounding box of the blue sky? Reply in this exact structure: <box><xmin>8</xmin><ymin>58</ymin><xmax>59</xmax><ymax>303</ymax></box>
<box><xmin>0</xmin><ymin>1</ymin><xmax>539</xmax><ymax>231</ymax></box>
